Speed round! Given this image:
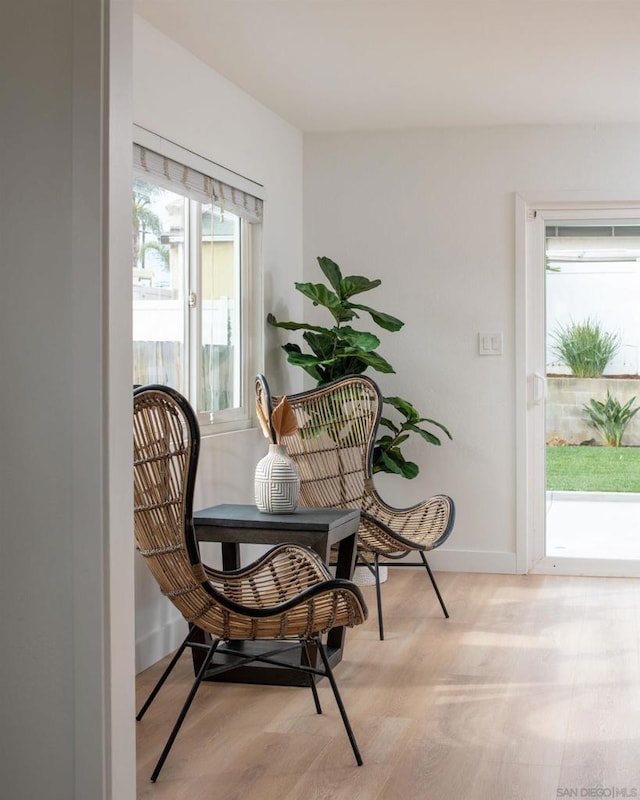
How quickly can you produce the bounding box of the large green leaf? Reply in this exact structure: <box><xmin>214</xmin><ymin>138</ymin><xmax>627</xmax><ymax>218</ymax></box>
<box><xmin>396</xmin><ymin>460</ymin><xmax>420</xmax><ymax>479</ymax></box>
<box><xmin>384</xmin><ymin>396</ymin><xmax>420</xmax><ymax>423</ymax></box>
<box><xmin>285</xmin><ymin>350</ymin><xmax>323</xmax><ymax>381</ymax></box>
<box><xmin>378</xmin><ymin>451</ymin><xmax>404</xmax><ymax>476</ymax></box>
<box><xmin>285</xmin><ymin>351</ymin><xmax>320</xmax><ymax>366</ymax></box>
<box><xmin>322</xmin><ymin>357</ymin><xmax>368</xmax><ymax>382</ymax></box>
<box><xmin>405</xmin><ymin>422</ymin><xmax>442</xmax><ymax>446</ymax></box>
<box><xmin>267</xmin><ymin>313</ymin><xmax>331</xmax><ymax>335</ymax></box>
<box><xmin>360</xmin><ymin>351</ymin><xmax>396</xmax><ymax>373</ymax></box>
<box><xmin>391</xmin><ymin>433</ymin><xmax>410</xmax><ymax>446</ymax></box>
<box><xmin>385</xmin><ymin>397</ymin><xmax>453</xmax><ymax>439</ymax></box>
<box><xmin>285</xmin><ymin>347</ymin><xmax>379</xmax><ymax>376</ymax></box>
<box><xmin>349</xmin><ymin>303</ymin><xmax>404</xmax><ymax>332</ymax></box>
<box><xmin>340</xmin><ymin>275</ymin><xmax>382</xmax><ymax>299</ymax></box>
<box><xmin>294</xmin><ymin>282</ymin><xmax>353</xmax><ymax>322</ymax></box>
<box><xmin>303</xmin><ymin>331</ymin><xmax>336</xmax><ymax>360</ymax></box>
<box><xmin>378</xmin><ymin>417</ymin><xmax>401</xmax><ymax>435</ymax></box>
<box><xmin>336</xmin><ymin>326</ymin><xmax>380</xmax><ymax>352</ymax></box>
<box><xmin>376</xmin><ymin>448</ymin><xmax>419</xmax><ymax>478</ymax></box>
<box><xmin>415</xmin><ymin>417</ymin><xmax>453</xmax><ymax>439</ymax></box>
<box><xmin>317</xmin><ymin>257</ymin><xmax>343</xmax><ymax>293</ymax></box>
<box><xmin>336</xmin><ymin>349</ymin><xmax>395</xmax><ymax>374</ymax></box>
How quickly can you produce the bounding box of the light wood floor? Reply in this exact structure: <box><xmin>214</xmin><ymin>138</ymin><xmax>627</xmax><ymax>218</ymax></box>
<box><xmin>136</xmin><ymin>570</ymin><xmax>640</xmax><ymax>799</ymax></box>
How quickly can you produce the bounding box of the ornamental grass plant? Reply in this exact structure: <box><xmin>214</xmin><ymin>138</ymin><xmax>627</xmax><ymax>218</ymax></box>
<box><xmin>550</xmin><ymin>317</ymin><xmax>620</xmax><ymax>378</ymax></box>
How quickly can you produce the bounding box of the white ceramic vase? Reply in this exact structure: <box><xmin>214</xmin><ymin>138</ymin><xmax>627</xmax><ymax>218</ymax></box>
<box><xmin>254</xmin><ymin>443</ymin><xmax>300</xmax><ymax>513</ymax></box>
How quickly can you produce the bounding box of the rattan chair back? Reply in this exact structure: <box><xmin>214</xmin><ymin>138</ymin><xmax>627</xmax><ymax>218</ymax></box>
<box><xmin>133</xmin><ymin>385</ymin><xmax>206</xmax><ymax>620</ymax></box>
<box><xmin>271</xmin><ymin>375</ymin><xmax>382</xmax><ymax>511</ymax></box>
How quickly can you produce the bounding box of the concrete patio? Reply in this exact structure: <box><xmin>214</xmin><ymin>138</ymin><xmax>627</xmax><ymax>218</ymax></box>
<box><xmin>546</xmin><ymin>491</ymin><xmax>640</xmax><ymax>560</ymax></box>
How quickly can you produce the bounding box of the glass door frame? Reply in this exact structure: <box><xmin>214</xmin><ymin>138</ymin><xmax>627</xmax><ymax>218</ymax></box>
<box><xmin>515</xmin><ymin>194</ymin><xmax>640</xmax><ymax>577</ymax></box>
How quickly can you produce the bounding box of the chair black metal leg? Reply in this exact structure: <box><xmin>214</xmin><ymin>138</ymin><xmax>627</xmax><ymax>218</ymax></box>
<box><xmin>374</xmin><ymin>553</ymin><xmax>385</xmax><ymax>640</ymax></box>
<box><xmin>137</xmin><ymin>625</ymin><xmax>196</xmax><ymax>721</ymax></box>
<box><xmin>302</xmin><ymin>640</ymin><xmax>322</xmax><ymax>715</ymax></box>
<box><xmin>314</xmin><ymin>637</ymin><xmax>363</xmax><ymax>766</ymax></box>
<box><xmin>419</xmin><ymin>551</ymin><xmax>449</xmax><ymax>618</ymax></box>
<box><xmin>357</xmin><ymin>553</ymin><xmax>377</xmax><ymax>579</ymax></box>
<box><xmin>150</xmin><ymin>638</ymin><xmax>220</xmax><ymax>782</ymax></box>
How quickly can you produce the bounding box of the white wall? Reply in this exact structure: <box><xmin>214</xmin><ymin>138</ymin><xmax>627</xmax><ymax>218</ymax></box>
<box><xmin>1</xmin><ymin>1</ymin><xmax>135</xmax><ymax>798</ymax></box>
<box><xmin>133</xmin><ymin>16</ymin><xmax>304</xmax><ymax>670</ymax></box>
<box><xmin>304</xmin><ymin>124</ymin><xmax>640</xmax><ymax>573</ymax></box>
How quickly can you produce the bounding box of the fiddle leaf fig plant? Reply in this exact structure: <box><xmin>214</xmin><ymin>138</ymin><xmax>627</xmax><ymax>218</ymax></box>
<box><xmin>267</xmin><ymin>256</ymin><xmax>452</xmax><ymax>479</ymax></box>
<box><xmin>267</xmin><ymin>256</ymin><xmax>401</xmax><ymax>383</ymax></box>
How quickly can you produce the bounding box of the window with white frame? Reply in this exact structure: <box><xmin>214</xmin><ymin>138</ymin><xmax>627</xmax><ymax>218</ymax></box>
<box><xmin>132</xmin><ymin>131</ymin><xmax>263</xmax><ymax>430</ymax></box>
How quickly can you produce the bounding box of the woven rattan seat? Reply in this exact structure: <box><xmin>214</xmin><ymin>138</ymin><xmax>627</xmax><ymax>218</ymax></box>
<box><xmin>257</xmin><ymin>374</ymin><xmax>455</xmax><ymax>640</ymax></box>
<box><xmin>133</xmin><ymin>384</ymin><xmax>368</xmax><ymax>781</ymax></box>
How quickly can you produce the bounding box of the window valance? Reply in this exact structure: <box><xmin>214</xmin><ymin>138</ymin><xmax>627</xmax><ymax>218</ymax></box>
<box><xmin>133</xmin><ymin>141</ymin><xmax>263</xmax><ymax>223</ymax></box>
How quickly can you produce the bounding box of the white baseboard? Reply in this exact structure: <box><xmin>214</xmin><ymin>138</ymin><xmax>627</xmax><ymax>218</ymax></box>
<box><xmin>394</xmin><ymin>548</ymin><xmax>518</xmax><ymax>575</ymax></box>
<box><xmin>136</xmin><ymin>615</ymin><xmax>187</xmax><ymax>674</ymax></box>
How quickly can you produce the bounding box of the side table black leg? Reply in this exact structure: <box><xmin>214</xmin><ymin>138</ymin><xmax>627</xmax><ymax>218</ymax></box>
<box><xmin>326</xmin><ymin>531</ymin><xmax>358</xmax><ymax>653</ymax></box>
<box><xmin>220</xmin><ymin>542</ymin><xmax>241</xmax><ymax>571</ymax></box>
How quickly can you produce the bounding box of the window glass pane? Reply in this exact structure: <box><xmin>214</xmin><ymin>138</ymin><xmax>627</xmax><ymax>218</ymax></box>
<box><xmin>132</xmin><ymin>179</ymin><xmax>187</xmax><ymax>391</ymax></box>
<box><xmin>200</xmin><ymin>205</ymin><xmax>241</xmax><ymax>413</ymax></box>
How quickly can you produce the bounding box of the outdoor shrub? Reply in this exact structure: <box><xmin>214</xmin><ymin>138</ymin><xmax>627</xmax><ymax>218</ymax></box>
<box><xmin>583</xmin><ymin>390</ymin><xmax>639</xmax><ymax>447</ymax></box>
<box><xmin>550</xmin><ymin>317</ymin><xmax>620</xmax><ymax>378</ymax></box>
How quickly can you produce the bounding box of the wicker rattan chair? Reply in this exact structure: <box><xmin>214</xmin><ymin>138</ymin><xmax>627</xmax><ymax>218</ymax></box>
<box><xmin>133</xmin><ymin>384</ymin><xmax>368</xmax><ymax>781</ymax></box>
<box><xmin>257</xmin><ymin>374</ymin><xmax>455</xmax><ymax>641</ymax></box>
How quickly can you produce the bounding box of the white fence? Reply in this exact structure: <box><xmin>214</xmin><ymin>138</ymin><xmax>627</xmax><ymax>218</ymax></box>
<box><xmin>132</xmin><ymin>296</ymin><xmax>235</xmax><ymax>410</ymax></box>
<box><xmin>132</xmin><ymin>297</ymin><xmax>234</xmax><ymax>346</ymax></box>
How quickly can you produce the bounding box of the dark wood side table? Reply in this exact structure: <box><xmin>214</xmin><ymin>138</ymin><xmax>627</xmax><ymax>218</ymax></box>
<box><xmin>192</xmin><ymin>504</ymin><xmax>360</xmax><ymax>686</ymax></box>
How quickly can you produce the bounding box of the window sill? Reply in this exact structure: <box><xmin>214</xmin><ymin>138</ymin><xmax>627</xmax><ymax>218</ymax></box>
<box><xmin>199</xmin><ymin>418</ymin><xmax>256</xmax><ymax>438</ymax></box>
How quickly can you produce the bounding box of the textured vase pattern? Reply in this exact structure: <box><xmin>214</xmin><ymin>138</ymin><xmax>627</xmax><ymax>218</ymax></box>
<box><xmin>254</xmin><ymin>444</ymin><xmax>300</xmax><ymax>513</ymax></box>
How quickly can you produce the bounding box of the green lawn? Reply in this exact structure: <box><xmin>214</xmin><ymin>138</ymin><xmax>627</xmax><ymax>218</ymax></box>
<box><xmin>546</xmin><ymin>445</ymin><xmax>640</xmax><ymax>492</ymax></box>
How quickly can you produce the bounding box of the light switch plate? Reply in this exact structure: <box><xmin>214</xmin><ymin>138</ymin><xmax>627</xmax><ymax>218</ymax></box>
<box><xmin>478</xmin><ymin>332</ymin><xmax>503</xmax><ymax>355</ymax></box>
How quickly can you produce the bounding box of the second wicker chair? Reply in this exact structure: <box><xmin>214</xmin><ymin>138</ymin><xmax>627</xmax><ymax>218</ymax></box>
<box><xmin>257</xmin><ymin>374</ymin><xmax>455</xmax><ymax>640</ymax></box>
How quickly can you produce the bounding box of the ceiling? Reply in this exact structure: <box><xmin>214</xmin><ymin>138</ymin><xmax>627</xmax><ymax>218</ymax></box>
<box><xmin>135</xmin><ymin>0</ymin><xmax>640</xmax><ymax>132</ymax></box>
